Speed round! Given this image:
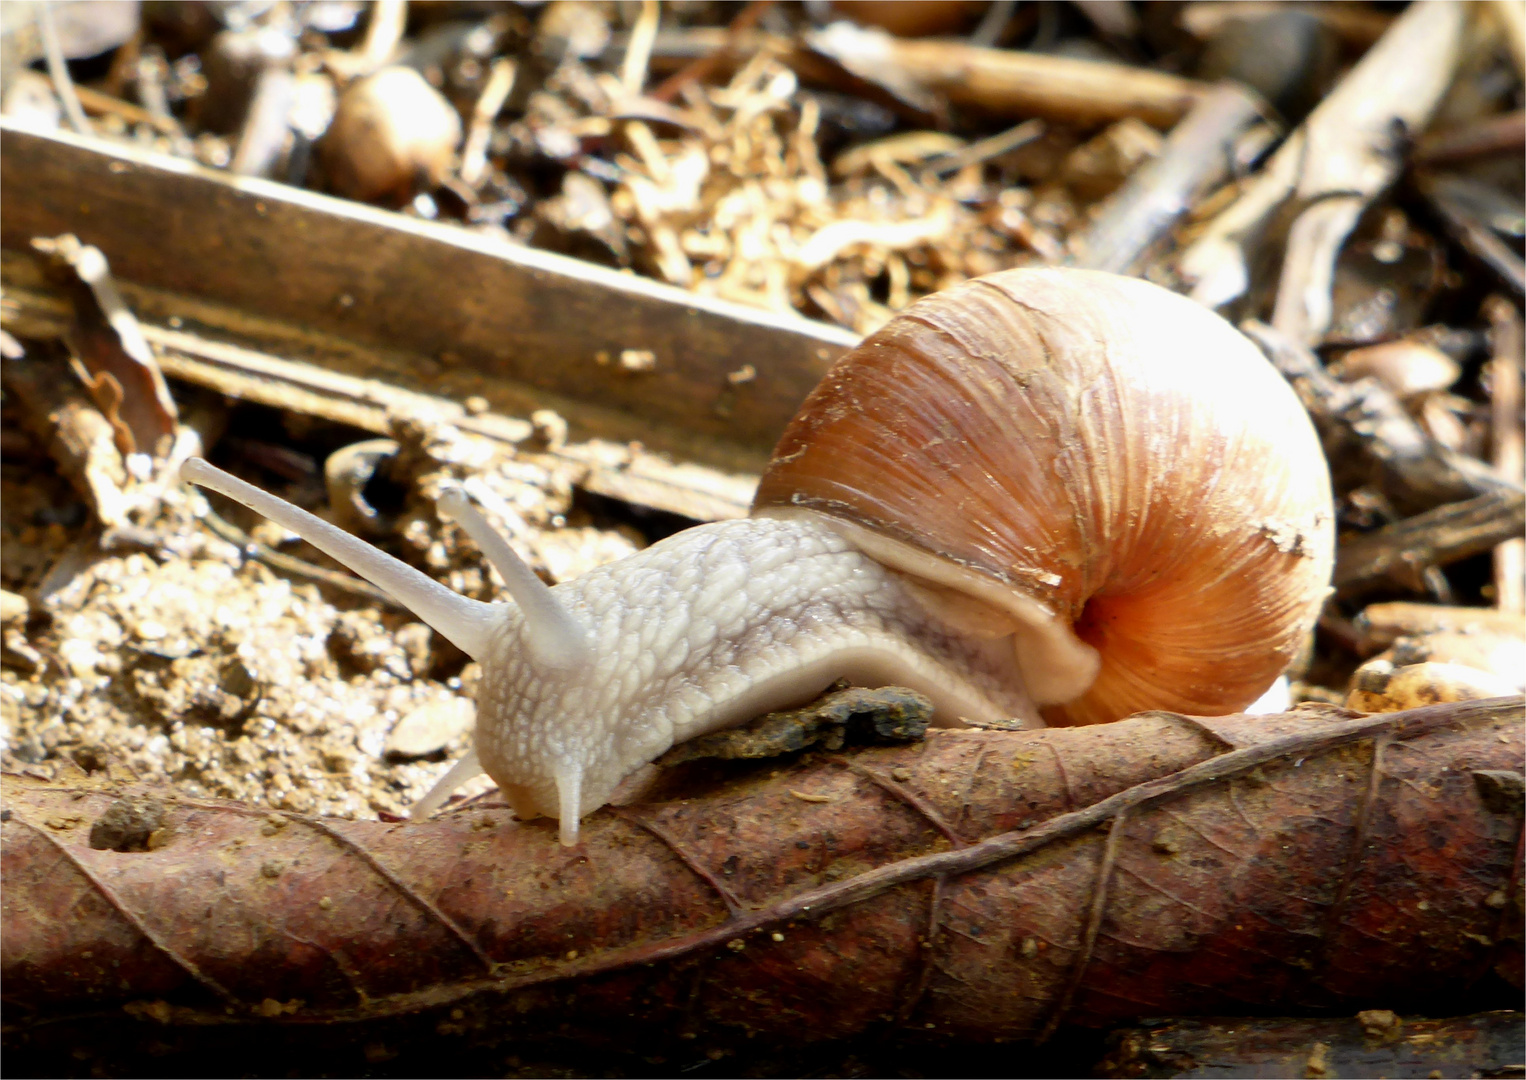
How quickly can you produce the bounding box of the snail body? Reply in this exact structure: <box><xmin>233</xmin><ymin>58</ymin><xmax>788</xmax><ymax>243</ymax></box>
<box><xmin>184</xmin><ymin>269</ymin><xmax>1333</xmax><ymax>845</ymax></box>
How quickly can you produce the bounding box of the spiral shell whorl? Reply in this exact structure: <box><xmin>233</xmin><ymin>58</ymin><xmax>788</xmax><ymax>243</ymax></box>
<box><xmin>753</xmin><ymin>268</ymin><xmax>1334</xmax><ymax>725</ymax></box>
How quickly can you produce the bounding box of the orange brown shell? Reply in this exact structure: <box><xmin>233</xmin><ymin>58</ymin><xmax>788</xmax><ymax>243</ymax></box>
<box><xmin>753</xmin><ymin>269</ymin><xmax>1334</xmax><ymax>725</ymax></box>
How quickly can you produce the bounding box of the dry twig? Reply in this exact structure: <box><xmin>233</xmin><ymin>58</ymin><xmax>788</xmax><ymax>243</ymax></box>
<box><xmin>1074</xmin><ymin>83</ymin><xmax>1265</xmax><ymax>275</ymax></box>
<box><xmin>806</xmin><ymin>21</ymin><xmax>1207</xmax><ymax>128</ymax></box>
<box><xmin>1334</xmin><ymin>488</ymin><xmax>1526</xmax><ymax>596</ymax></box>
<box><xmin>1242</xmin><ymin>320</ymin><xmax>1516</xmax><ymax>514</ymax></box>
<box><xmin>1486</xmin><ymin>298</ymin><xmax>1525</xmax><ymax>613</ymax></box>
<box><xmin>1414</xmin><ymin>109</ymin><xmax>1526</xmax><ymax>166</ymax></box>
<box><xmin>1418</xmin><ymin>173</ymin><xmax>1526</xmax><ymax>297</ymax></box>
<box><xmin>35</xmin><ymin>1</ymin><xmax>88</xmax><ymax>135</ymax></box>
<box><xmin>1355</xmin><ymin>601</ymin><xmax>1525</xmax><ymax>653</ymax></box>
<box><xmin>458</xmin><ymin>58</ymin><xmax>516</xmax><ymax>187</ymax></box>
<box><xmin>1178</xmin><ymin>0</ymin><xmax>1467</xmax><ymax>331</ymax></box>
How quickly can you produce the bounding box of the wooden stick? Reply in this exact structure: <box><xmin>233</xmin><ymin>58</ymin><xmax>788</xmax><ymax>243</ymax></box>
<box><xmin>1241</xmin><ymin>320</ymin><xmax>1514</xmax><ymax>514</ymax></box>
<box><xmin>1073</xmin><ymin>82</ymin><xmax>1264</xmax><ymax>275</ymax></box>
<box><xmin>71</xmin><ymin>84</ymin><xmax>182</xmax><ymax>136</ymax></box>
<box><xmin>358</xmin><ymin>0</ymin><xmax>407</xmax><ymax>72</ymax></box>
<box><xmin>229</xmin><ymin>67</ymin><xmax>294</xmax><ymax>178</ymax></box>
<box><xmin>36</xmin><ymin>2</ymin><xmax>89</xmax><ymax>135</ymax></box>
<box><xmin>1486</xmin><ymin>297</ymin><xmax>1525</xmax><ymax>614</ymax></box>
<box><xmin>0</xmin><ymin>122</ymin><xmax>857</xmax><ymax>466</ymax></box>
<box><xmin>637</xmin><ymin>23</ymin><xmax>1212</xmax><ymax>127</ymax></box>
<box><xmin>805</xmin><ymin>22</ymin><xmax>1208</xmax><ymax>128</ymax></box>
<box><xmin>620</xmin><ymin>0</ymin><xmax>661</xmax><ymax>98</ymax></box>
<box><xmin>1334</xmin><ymin>489</ymin><xmax>1526</xmax><ymax>595</ymax></box>
<box><xmin>1355</xmin><ymin>601</ymin><xmax>1525</xmax><ymax>652</ymax></box>
<box><xmin>1178</xmin><ymin>1</ymin><xmax>1467</xmax><ymax>325</ymax></box>
<box><xmin>1268</xmin><ymin>0</ymin><xmax>1467</xmax><ymax>343</ymax></box>
<box><xmin>1414</xmin><ymin>109</ymin><xmax>1526</xmax><ymax>166</ymax></box>
<box><xmin>457</xmin><ymin>58</ymin><xmax>516</xmax><ymax>187</ymax></box>
<box><xmin>925</xmin><ymin>117</ymin><xmax>1045</xmax><ymax>176</ymax></box>
<box><xmin>1420</xmin><ymin>173</ymin><xmax>1526</xmax><ymax>297</ymax></box>
<box><xmin>1180</xmin><ymin>1</ymin><xmax>1394</xmax><ymax>49</ymax></box>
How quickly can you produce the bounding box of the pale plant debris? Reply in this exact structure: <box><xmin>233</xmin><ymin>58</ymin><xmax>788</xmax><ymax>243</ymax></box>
<box><xmin>585</xmin><ymin>54</ymin><xmax>1172</xmax><ymax>333</ymax></box>
<box><xmin>596</xmin><ymin>56</ymin><xmax>1044</xmax><ymax>333</ymax></box>
<box><xmin>1</xmin><ymin>1</ymin><xmax>1192</xmax><ymax>334</ymax></box>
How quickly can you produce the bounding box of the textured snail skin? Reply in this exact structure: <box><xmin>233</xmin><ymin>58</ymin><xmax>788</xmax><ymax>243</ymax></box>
<box><xmin>183</xmin><ymin>269</ymin><xmax>1334</xmax><ymax>845</ymax></box>
<box><xmin>474</xmin><ymin>516</ymin><xmax>1037</xmax><ymax>834</ymax></box>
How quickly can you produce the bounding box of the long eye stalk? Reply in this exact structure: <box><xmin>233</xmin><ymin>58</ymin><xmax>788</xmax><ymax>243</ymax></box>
<box><xmin>436</xmin><ymin>487</ymin><xmax>591</xmax><ymax>671</ymax></box>
<box><xmin>182</xmin><ymin>458</ymin><xmax>505</xmax><ymax>660</ymax></box>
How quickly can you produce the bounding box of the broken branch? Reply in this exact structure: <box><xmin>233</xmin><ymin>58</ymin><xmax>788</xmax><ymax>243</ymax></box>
<box><xmin>1334</xmin><ymin>488</ymin><xmax>1526</xmax><ymax>595</ymax></box>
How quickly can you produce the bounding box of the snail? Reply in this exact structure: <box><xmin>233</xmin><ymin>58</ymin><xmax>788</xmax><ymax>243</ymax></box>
<box><xmin>182</xmin><ymin>268</ymin><xmax>1334</xmax><ymax>845</ymax></box>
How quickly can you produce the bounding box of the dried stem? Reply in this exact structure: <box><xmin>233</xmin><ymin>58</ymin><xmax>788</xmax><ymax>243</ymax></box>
<box><xmin>1179</xmin><ymin>1</ymin><xmax>1466</xmax><ymax>323</ymax></box>
<box><xmin>1414</xmin><ymin>110</ymin><xmax>1526</xmax><ymax>166</ymax></box>
<box><xmin>1334</xmin><ymin>489</ymin><xmax>1526</xmax><ymax>595</ymax></box>
<box><xmin>36</xmin><ymin>2</ymin><xmax>89</xmax><ymax>135</ymax></box>
<box><xmin>1486</xmin><ymin>298</ymin><xmax>1525</xmax><ymax>614</ymax></box>
<box><xmin>1074</xmin><ymin>82</ymin><xmax>1265</xmax><ymax>275</ymax></box>
<box><xmin>806</xmin><ymin>22</ymin><xmax>1206</xmax><ymax>128</ymax></box>
<box><xmin>1242</xmin><ymin>320</ymin><xmax>1515</xmax><ymax>514</ymax></box>
<box><xmin>621</xmin><ymin>0</ymin><xmax>661</xmax><ymax>98</ymax></box>
<box><xmin>458</xmin><ymin>59</ymin><xmax>516</xmax><ymax>186</ymax></box>
<box><xmin>1420</xmin><ymin>174</ymin><xmax>1526</xmax><ymax>297</ymax></box>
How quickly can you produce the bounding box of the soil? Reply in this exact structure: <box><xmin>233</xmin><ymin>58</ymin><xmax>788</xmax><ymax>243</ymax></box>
<box><xmin>0</xmin><ymin>405</ymin><xmax>641</xmax><ymax>822</ymax></box>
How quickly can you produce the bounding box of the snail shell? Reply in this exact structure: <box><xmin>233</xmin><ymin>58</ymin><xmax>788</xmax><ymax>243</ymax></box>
<box><xmin>755</xmin><ymin>269</ymin><xmax>1334</xmax><ymax>725</ymax></box>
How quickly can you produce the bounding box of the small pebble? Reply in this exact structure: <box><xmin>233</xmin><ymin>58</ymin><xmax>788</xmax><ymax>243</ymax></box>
<box><xmin>619</xmin><ymin>349</ymin><xmax>657</xmax><ymax>373</ymax></box>
<box><xmin>1347</xmin><ymin>661</ymin><xmax>1518</xmax><ymax>713</ymax></box>
<box><xmin>385</xmin><ymin>696</ymin><xmax>475</xmax><ymax>759</ymax></box>
<box><xmin>0</xmin><ymin>590</ymin><xmax>28</xmax><ymax>625</ymax></box>
<box><xmin>1331</xmin><ymin>341</ymin><xmax>1460</xmax><ymax>399</ymax></box>
<box><xmin>530</xmin><ymin>409</ymin><xmax>569</xmax><ymax>449</ymax></box>
<box><xmin>321</xmin><ymin>67</ymin><xmax>461</xmax><ymax>205</ymax></box>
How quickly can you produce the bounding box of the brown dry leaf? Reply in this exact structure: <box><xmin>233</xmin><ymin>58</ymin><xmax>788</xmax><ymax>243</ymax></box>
<box><xmin>3</xmin><ymin>699</ymin><xmax>1520</xmax><ymax>1041</ymax></box>
<box><xmin>31</xmin><ymin>233</ymin><xmax>178</xmax><ymax>459</ymax></box>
